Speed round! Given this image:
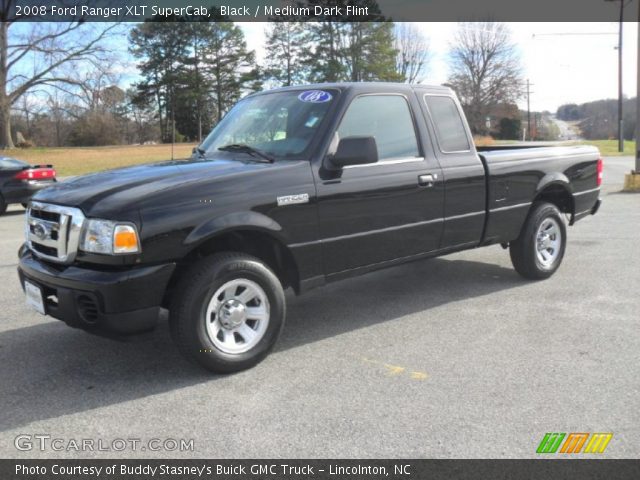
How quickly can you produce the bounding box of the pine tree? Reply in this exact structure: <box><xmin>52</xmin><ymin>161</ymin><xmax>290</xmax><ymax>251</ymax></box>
<box><xmin>343</xmin><ymin>22</ymin><xmax>402</xmax><ymax>82</ymax></box>
<box><xmin>264</xmin><ymin>21</ymin><xmax>306</xmax><ymax>86</ymax></box>
<box><xmin>300</xmin><ymin>0</ymin><xmax>400</xmax><ymax>83</ymax></box>
<box><xmin>130</xmin><ymin>10</ymin><xmax>258</xmax><ymax>137</ymax></box>
<box><xmin>302</xmin><ymin>20</ymin><xmax>346</xmax><ymax>82</ymax></box>
<box><xmin>203</xmin><ymin>22</ymin><xmax>258</xmax><ymax>122</ymax></box>
<box><xmin>182</xmin><ymin>19</ymin><xmax>215</xmax><ymax>141</ymax></box>
<box><xmin>129</xmin><ymin>19</ymin><xmax>190</xmax><ymax>142</ymax></box>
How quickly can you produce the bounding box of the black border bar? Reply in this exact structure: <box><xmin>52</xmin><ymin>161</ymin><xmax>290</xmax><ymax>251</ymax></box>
<box><xmin>3</xmin><ymin>459</ymin><xmax>640</xmax><ymax>480</ymax></box>
<box><xmin>3</xmin><ymin>0</ymin><xmax>640</xmax><ymax>22</ymax></box>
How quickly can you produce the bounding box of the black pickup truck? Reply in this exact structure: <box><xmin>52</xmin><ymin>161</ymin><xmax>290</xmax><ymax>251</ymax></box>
<box><xmin>18</xmin><ymin>83</ymin><xmax>602</xmax><ymax>372</ymax></box>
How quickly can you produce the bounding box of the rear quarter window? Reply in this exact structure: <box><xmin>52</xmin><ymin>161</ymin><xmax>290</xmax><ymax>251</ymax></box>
<box><xmin>0</xmin><ymin>157</ymin><xmax>29</xmax><ymax>169</ymax></box>
<box><xmin>424</xmin><ymin>95</ymin><xmax>470</xmax><ymax>153</ymax></box>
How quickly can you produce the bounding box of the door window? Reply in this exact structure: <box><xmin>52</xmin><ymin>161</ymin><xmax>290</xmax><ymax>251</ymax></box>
<box><xmin>337</xmin><ymin>95</ymin><xmax>420</xmax><ymax>161</ymax></box>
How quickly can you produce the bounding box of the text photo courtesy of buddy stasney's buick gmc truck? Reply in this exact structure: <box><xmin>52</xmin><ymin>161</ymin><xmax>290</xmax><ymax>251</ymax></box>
<box><xmin>17</xmin><ymin>83</ymin><xmax>602</xmax><ymax>373</ymax></box>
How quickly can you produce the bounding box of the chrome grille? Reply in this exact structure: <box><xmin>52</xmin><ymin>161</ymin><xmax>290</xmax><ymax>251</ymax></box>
<box><xmin>26</xmin><ymin>202</ymin><xmax>85</xmax><ymax>264</ymax></box>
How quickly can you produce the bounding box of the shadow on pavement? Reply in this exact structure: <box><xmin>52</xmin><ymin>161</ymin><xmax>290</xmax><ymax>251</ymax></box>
<box><xmin>0</xmin><ymin>209</ymin><xmax>27</xmax><ymax>218</ymax></box>
<box><xmin>0</xmin><ymin>256</ymin><xmax>524</xmax><ymax>431</ymax></box>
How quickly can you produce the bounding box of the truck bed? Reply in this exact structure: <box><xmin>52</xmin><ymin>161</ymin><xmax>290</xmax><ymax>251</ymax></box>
<box><xmin>478</xmin><ymin>145</ymin><xmax>601</xmax><ymax>244</ymax></box>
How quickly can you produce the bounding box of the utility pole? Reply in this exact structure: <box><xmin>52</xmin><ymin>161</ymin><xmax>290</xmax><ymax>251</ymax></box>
<box><xmin>636</xmin><ymin>0</ymin><xmax>640</xmax><ymax>173</ymax></box>
<box><xmin>622</xmin><ymin>0</ymin><xmax>640</xmax><ymax>190</ymax></box>
<box><xmin>606</xmin><ymin>0</ymin><xmax>626</xmax><ymax>152</ymax></box>
<box><xmin>526</xmin><ymin>79</ymin><xmax>534</xmax><ymax>140</ymax></box>
<box><xmin>617</xmin><ymin>1</ymin><xmax>624</xmax><ymax>152</ymax></box>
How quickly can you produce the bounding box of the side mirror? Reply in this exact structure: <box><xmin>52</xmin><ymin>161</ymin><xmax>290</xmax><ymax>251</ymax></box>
<box><xmin>329</xmin><ymin>136</ymin><xmax>378</xmax><ymax>168</ymax></box>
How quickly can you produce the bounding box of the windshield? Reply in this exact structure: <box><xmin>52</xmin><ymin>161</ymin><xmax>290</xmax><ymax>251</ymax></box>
<box><xmin>199</xmin><ymin>89</ymin><xmax>336</xmax><ymax>159</ymax></box>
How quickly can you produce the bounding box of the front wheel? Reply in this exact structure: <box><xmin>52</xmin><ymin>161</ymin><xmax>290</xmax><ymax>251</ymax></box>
<box><xmin>510</xmin><ymin>202</ymin><xmax>567</xmax><ymax>280</ymax></box>
<box><xmin>169</xmin><ymin>252</ymin><xmax>286</xmax><ymax>373</ymax></box>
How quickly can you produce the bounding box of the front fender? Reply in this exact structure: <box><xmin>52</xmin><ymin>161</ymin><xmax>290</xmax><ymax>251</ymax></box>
<box><xmin>184</xmin><ymin>211</ymin><xmax>285</xmax><ymax>246</ymax></box>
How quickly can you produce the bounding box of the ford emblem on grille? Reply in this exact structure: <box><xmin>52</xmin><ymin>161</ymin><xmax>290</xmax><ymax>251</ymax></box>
<box><xmin>32</xmin><ymin>222</ymin><xmax>50</xmax><ymax>241</ymax></box>
<box><xmin>27</xmin><ymin>202</ymin><xmax>86</xmax><ymax>264</ymax></box>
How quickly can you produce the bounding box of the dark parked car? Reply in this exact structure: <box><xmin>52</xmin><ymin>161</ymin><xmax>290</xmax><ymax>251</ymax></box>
<box><xmin>0</xmin><ymin>157</ymin><xmax>56</xmax><ymax>214</ymax></box>
<box><xmin>17</xmin><ymin>83</ymin><xmax>601</xmax><ymax>372</ymax></box>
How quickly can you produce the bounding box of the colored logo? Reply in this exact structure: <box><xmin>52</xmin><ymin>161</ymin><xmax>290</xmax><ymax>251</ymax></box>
<box><xmin>298</xmin><ymin>90</ymin><xmax>332</xmax><ymax>103</ymax></box>
<box><xmin>537</xmin><ymin>432</ymin><xmax>612</xmax><ymax>454</ymax></box>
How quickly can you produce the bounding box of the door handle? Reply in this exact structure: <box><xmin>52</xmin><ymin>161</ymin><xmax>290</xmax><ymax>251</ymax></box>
<box><xmin>418</xmin><ymin>173</ymin><xmax>437</xmax><ymax>187</ymax></box>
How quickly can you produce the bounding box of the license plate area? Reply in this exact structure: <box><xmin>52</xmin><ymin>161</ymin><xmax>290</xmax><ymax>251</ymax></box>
<box><xmin>25</xmin><ymin>280</ymin><xmax>45</xmax><ymax>315</ymax></box>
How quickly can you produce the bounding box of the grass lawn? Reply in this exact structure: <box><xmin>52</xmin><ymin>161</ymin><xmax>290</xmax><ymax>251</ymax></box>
<box><xmin>572</xmin><ymin>139</ymin><xmax>636</xmax><ymax>156</ymax></box>
<box><xmin>2</xmin><ymin>139</ymin><xmax>634</xmax><ymax>178</ymax></box>
<box><xmin>3</xmin><ymin>143</ymin><xmax>197</xmax><ymax>176</ymax></box>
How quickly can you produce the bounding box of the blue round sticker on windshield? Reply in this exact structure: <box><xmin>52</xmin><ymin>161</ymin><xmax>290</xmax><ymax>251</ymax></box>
<box><xmin>298</xmin><ymin>90</ymin><xmax>332</xmax><ymax>103</ymax></box>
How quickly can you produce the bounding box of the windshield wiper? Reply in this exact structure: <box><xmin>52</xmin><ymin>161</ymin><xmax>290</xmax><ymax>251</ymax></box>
<box><xmin>218</xmin><ymin>144</ymin><xmax>275</xmax><ymax>163</ymax></box>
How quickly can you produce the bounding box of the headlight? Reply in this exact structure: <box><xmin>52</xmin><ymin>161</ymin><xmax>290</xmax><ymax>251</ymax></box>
<box><xmin>80</xmin><ymin>219</ymin><xmax>141</xmax><ymax>255</ymax></box>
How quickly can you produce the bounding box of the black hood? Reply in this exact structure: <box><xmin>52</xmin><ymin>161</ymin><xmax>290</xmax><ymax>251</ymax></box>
<box><xmin>33</xmin><ymin>157</ymin><xmax>274</xmax><ymax>217</ymax></box>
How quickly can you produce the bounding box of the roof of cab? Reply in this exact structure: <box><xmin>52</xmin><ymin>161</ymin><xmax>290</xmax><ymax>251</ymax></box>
<box><xmin>250</xmin><ymin>82</ymin><xmax>453</xmax><ymax>97</ymax></box>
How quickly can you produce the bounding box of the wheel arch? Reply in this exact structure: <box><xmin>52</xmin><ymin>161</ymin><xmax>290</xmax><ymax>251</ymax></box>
<box><xmin>533</xmin><ymin>175</ymin><xmax>575</xmax><ymax>223</ymax></box>
<box><xmin>162</xmin><ymin>214</ymin><xmax>300</xmax><ymax>307</ymax></box>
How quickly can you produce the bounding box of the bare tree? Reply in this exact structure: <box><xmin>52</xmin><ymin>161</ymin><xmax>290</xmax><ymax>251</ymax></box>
<box><xmin>395</xmin><ymin>23</ymin><xmax>430</xmax><ymax>84</ymax></box>
<box><xmin>447</xmin><ymin>22</ymin><xmax>523</xmax><ymax>135</ymax></box>
<box><xmin>13</xmin><ymin>92</ymin><xmax>44</xmax><ymax>140</ymax></box>
<box><xmin>126</xmin><ymin>88</ymin><xmax>157</xmax><ymax>145</ymax></box>
<box><xmin>72</xmin><ymin>64</ymin><xmax>121</xmax><ymax>113</ymax></box>
<box><xmin>0</xmin><ymin>1</ymin><xmax>119</xmax><ymax>147</ymax></box>
<box><xmin>46</xmin><ymin>91</ymin><xmax>70</xmax><ymax>147</ymax></box>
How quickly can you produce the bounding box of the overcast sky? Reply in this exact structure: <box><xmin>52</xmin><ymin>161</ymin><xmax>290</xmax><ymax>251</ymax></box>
<box><xmin>240</xmin><ymin>22</ymin><xmax>639</xmax><ymax>112</ymax></box>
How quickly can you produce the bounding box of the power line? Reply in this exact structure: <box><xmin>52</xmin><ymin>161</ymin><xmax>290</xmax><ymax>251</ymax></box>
<box><xmin>532</xmin><ymin>32</ymin><xmax>617</xmax><ymax>37</ymax></box>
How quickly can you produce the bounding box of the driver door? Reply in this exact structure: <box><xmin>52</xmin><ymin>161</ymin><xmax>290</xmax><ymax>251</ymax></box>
<box><xmin>315</xmin><ymin>93</ymin><xmax>444</xmax><ymax>277</ymax></box>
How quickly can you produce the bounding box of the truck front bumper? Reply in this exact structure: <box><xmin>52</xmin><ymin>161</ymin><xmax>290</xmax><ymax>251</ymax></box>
<box><xmin>17</xmin><ymin>247</ymin><xmax>176</xmax><ymax>336</ymax></box>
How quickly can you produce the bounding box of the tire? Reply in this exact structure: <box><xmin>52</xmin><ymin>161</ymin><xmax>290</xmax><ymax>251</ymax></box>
<box><xmin>0</xmin><ymin>195</ymin><xmax>6</xmax><ymax>215</ymax></box>
<box><xmin>509</xmin><ymin>202</ymin><xmax>567</xmax><ymax>280</ymax></box>
<box><xmin>21</xmin><ymin>203</ymin><xmax>28</xmax><ymax>209</ymax></box>
<box><xmin>169</xmin><ymin>252</ymin><xmax>286</xmax><ymax>373</ymax></box>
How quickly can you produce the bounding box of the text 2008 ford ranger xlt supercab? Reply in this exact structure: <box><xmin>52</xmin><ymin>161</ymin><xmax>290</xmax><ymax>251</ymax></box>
<box><xmin>18</xmin><ymin>83</ymin><xmax>602</xmax><ymax>372</ymax></box>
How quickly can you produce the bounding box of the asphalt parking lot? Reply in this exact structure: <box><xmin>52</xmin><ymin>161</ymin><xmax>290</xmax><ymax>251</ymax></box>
<box><xmin>0</xmin><ymin>156</ymin><xmax>638</xmax><ymax>459</ymax></box>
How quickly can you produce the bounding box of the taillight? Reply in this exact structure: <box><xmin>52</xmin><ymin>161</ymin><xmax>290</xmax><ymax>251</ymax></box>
<box><xmin>14</xmin><ymin>168</ymin><xmax>56</xmax><ymax>180</ymax></box>
<box><xmin>596</xmin><ymin>158</ymin><xmax>603</xmax><ymax>187</ymax></box>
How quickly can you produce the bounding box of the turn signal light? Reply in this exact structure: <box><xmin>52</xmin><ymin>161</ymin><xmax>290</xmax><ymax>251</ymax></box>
<box><xmin>113</xmin><ymin>225</ymin><xmax>140</xmax><ymax>254</ymax></box>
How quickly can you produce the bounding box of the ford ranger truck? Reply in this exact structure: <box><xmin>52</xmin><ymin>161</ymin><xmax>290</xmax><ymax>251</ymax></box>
<box><xmin>17</xmin><ymin>83</ymin><xmax>602</xmax><ymax>373</ymax></box>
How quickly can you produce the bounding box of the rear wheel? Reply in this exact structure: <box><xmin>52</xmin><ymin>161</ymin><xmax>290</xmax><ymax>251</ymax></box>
<box><xmin>0</xmin><ymin>195</ymin><xmax>6</xmax><ymax>215</ymax></box>
<box><xmin>510</xmin><ymin>202</ymin><xmax>566</xmax><ymax>279</ymax></box>
<box><xmin>169</xmin><ymin>252</ymin><xmax>286</xmax><ymax>373</ymax></box>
